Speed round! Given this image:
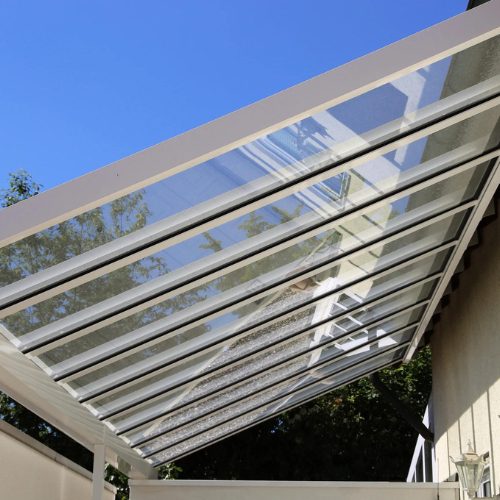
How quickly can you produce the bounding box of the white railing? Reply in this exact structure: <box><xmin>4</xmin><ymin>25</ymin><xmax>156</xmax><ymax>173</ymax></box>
<box><xmin>407</xmin><ymin>403</ymin><xmax>436</xmax><ymax>483</ymax></box>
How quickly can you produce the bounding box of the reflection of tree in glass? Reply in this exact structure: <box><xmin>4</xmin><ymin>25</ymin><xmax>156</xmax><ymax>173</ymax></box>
<box><xmin>0</xmin><ymin>171</ymin><xmax>207</xmax><ymax>362</ymax></box>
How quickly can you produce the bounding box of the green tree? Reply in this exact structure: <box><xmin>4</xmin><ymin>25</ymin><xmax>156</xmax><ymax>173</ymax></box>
<box><xmin>175</xmin><ymin>347</ymin><xmax>431</xmax><ymax>480</ymax></box>
<box><xmin>0</xmin><ymin>169</ymin><xmax>42</xmax><ymax>206</ymax></box>
<box><xmin>0</xmin><ymin>167</ymin><xmax>208</xmax><ymax>372</ymax></box>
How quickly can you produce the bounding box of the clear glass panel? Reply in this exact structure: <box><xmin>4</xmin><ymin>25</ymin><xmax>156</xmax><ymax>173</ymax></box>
<box><xmin>45</xmin><ymin>209</ymin><xmax>461</xmax><ymax>383</ymax></box>
<box><xmin>136</xmin><ymin>328</ymin><xmax>415</xmax><ymax>455</ymax></box>
<box><xmin>4</xmin><ymin>103</ymin><xmax>497</xmax><ymax>343</ymax></box>
<box><xmin>73</xmin><ymin>237</ymin><xmax>449</xmax><ymax>404</ymax></box>
<box><xmin>1</xmin><ymin>36</ymin><xmax>498</xmax><ymax>290</ymax></box>
<box><xmin>30</xmin><ymin>157</ymin><xmax>479</xmax><ymax>368</ymax></box>
<box><xmin>107</xmin><ymin>280</ymin><xmax>431</xmax><ymax>433</ymax></box>
<box><xmin>124</xmin><ymin>309</ymin><xmax>420</xmax><ymax>445</ymax></box>
<box><xmin>148</xmin><ymin>345</ymin><xmax>408</xmax><ymax>464</ymax></box>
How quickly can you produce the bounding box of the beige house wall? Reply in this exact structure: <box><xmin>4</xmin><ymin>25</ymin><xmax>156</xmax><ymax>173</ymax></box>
<box><xmin>431</xmin><ymin>212</ymin><xmax>500</xmax><ymax>495</ymax></box>
<box><xmin>0</xmin><ymin>420</ymin><xmax>115</xmax><ymax>500</ymax></box>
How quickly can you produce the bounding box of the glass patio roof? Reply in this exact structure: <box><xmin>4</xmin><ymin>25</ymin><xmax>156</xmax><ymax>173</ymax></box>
<box><xmin>0</xmin><ymin>5</ymin><xmax>499</xmax><ymax>468</ymax></box>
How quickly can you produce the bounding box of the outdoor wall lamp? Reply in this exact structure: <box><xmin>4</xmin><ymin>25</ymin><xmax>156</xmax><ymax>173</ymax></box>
<box><xmin>450</xmin><ymin>442</ymin><xmax>488</xmax><ymax>499</ymax></box>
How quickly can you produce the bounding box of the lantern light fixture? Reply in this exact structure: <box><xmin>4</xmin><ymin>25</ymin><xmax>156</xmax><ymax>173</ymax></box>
<box><xmin>450</xmin><ymin>442</ymin><xmax>488</xmax><ymax>499</ymax></box>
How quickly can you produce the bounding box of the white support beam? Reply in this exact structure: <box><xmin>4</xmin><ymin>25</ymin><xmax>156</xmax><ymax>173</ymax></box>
<box><xmin>128</xmin><ymin>480</ymin><xmax>460</xmax><ymax>500</ymax></box>
<box><xmin>92</xmin><ymin>444</ymin><xmax>105</xmax><ymax>500</ymax></box>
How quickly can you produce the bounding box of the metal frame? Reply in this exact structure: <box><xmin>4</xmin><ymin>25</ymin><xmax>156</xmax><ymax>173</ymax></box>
<box><xmin>0</xmin><ymin>2</ymin><xmax>498</xmax><ymax>470</ymax></box>
<box><xmin>85</xmin><ymin>271</ymin><xmax>440</xmax><ymax>414</ymax></box>
<box><xmin>0</xmin><ymin>0</ymin><xmax>498</xmax><ymax>250</ymax></box>
<box><xmin>50</xmin><ymin>199</ymin><xmax>473</xmax><ymax>384</ymax></box>
<box><xmin>75</xmin><ymin>249</ymin><xmax>446</xmax><ymax>405</ymax></box>
<box><xmin>63</xmin><ymin>211</ymin><xmax>458</xmax><ymax>390</ymax></box>
<box><xmin>151</xmin><ymin>349</ymin><xmax>407</xmax><ymax>466</ymax></box>
<box><xmin>34</xmin><ymin>192</ymin><xmax>477</xmax><ymax>379</ymax></box>
<box><xmin>36</xmin><ymin>145</ymin><xmax>493</xmax><ymax>372</ymax></box>
<box><xmin>139</xmin><ymin>339</ymin><xmax>413</xmax><ymax>459</ymax></box>
<box><xmin>0</xmin><ymin>332</ymin><xmax>155</xmax><ymax>479</ymax></box>
<box><xmin>126</xmin><ymin>318</ymin><xmax>419</xmax><ymax>448</ymax></box>
<box><xmin>10</xmin><ymin>100</ymin><xmax>500</xmax><ymax>353</ymax></box>
<box><xmin>0</xmin><ymin>80</ymin><xmax>497</xmax><ymax>317</ymax></box>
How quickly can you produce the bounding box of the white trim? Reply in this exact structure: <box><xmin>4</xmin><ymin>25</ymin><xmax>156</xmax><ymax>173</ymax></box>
<box><xmin>0</xmin><ymin>79</ymin><xmax>496</xmax><ymax>315</ymax></box>
<box><xmin>0</xmin><ymin>2</ymin><xmax>498</xmax><ymax>471</ymax></box>
<box><xmin>133</xmin><ymin>323</ymin><xmax>420</xmax><ymax>450</ymax></box>
<box><xmin>17</xmin><ymin>144</ymin><xmax>494</xmax><ymax>354</ymax></box>
<box><xmin>81</xmin><ymin>274</ymin><xmax>439</xmax><ymax>407</ymax></box>
<box><xmin>129</xmin><ymin>479</ymin><xmax>460</xmax><ymax>489</ymax></box>
<box><xmin>92</xmin><ymin>443</ymin><xmax>106</xmax><ymax>500</ymax></box>
<box><xmin>407</xmin><ymin>406</ymin><xmax>431</xmax><ymax>482</ymax></box>
<box><xmin>123</xmin><ymin>312</ymin><xmax>423</xmax><ymax>442</ymax></box>
<box><xmin>86</xmin><ymin>274</ymin><xmax>438</xmax><ymax>416</ymax></box>
<box><xmin>51</xmin><ymin>202</ymin><xmax>472</xmax><ymax>381</ymax></box>
<box><xmin>2</xmin><ymin>133</ymin><xmax>496</xmax><ymax>320</ymax></box>
<box><xmin>149</xmin><ymin>354</ymin><xmax>408</xmax><ymax>465</ymax></box>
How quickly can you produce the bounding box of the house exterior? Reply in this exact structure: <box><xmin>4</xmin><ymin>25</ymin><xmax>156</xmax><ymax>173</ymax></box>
<box><xmin>432</xmin><ymin>194</ymin><xmax>500</xmax><ymax>496</ymax></box>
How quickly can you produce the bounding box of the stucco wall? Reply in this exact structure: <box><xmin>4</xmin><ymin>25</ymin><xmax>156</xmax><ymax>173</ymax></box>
<box><xmin>0</xmin><ymin>420</ymin><xmax>115</xmax><ymax>500</ymax></box>
<box><xmin>432</xmin><ymin>212</ymin><xmax>500</xmax><ymax>495</ymax></box>
<box><xmin>129</xmin><ymin>479</ymin><xmax>459</xmax><ymax>500</ymax></box>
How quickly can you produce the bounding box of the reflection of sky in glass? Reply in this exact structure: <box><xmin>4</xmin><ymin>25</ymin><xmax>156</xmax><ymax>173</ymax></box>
<box><xmin>140</xmin><ymin>59</ymin><xmax>450</xmax><ymax>270</ymax></box>
<box><xmin>0</xmin><ymin>53</ymin><xmax>455</xmax><ymax>292</ymax></box>
<box><xmin>192</xmin><ymin>58</ymin><xmax>451</xmax><ymax>255</ymax></box>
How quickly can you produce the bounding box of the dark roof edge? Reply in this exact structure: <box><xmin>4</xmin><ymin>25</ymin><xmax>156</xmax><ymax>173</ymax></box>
<box><xmin>467</xmin><ymin>0</ymin><xmax>491</xmax><ymax>11</ymax></box>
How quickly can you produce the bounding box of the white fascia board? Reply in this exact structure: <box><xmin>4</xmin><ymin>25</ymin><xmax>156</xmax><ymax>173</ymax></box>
<box><xmin>404</xmin><ymin>155</ymin><xmax>500</xmax><ymax>361</ymax></box>
<box><xmin>128</xmin><ymin>479</ymin><xmax>460</xmax><ymax>489</ymax></box>
<box><xmin>0</xmin><ymin>0</ymin><xmax>499</xmax><ymax>248</ymax></box>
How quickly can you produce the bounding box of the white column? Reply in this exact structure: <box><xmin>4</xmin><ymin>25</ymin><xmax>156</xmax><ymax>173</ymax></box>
<box><xmin>92</xmin><ymin>444</ymin><xmax>105</xmax><ymax>500</ymax></box>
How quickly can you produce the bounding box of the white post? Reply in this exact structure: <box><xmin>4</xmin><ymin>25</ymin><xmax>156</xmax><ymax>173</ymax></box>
<box><xmin>92</xmin><ymin>443</ymin><xmax>105</xmax><ymax>500</ymax></box>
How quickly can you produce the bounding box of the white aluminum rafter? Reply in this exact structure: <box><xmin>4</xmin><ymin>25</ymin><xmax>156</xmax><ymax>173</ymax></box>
<box><xmin>51</xmin><ymin>200</ymin><xmax>473</xmax><ymax>385</ymax></box>
<box><xmin>13</xmin><ymin>144</ymin><xmax>497</xmax><ymax>356</ymax></box>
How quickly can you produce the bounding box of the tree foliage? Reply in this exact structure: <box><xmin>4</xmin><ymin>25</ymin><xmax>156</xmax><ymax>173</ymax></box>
<box><xmin>0</xmin><ymin>170</ymin><xmax>197</xmax><ymax>498</ymax></box>
<box><xmin>0</xmin><ymin>169</ymin><xmax>42</xmax><ymax>207</ymax></box>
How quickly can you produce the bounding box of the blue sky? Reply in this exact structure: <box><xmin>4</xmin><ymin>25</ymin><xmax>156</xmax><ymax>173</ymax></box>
<box><xmin>0</xmin><ymin>0</ymin><xmax>468</xmax><ymax>192</ymax></box>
